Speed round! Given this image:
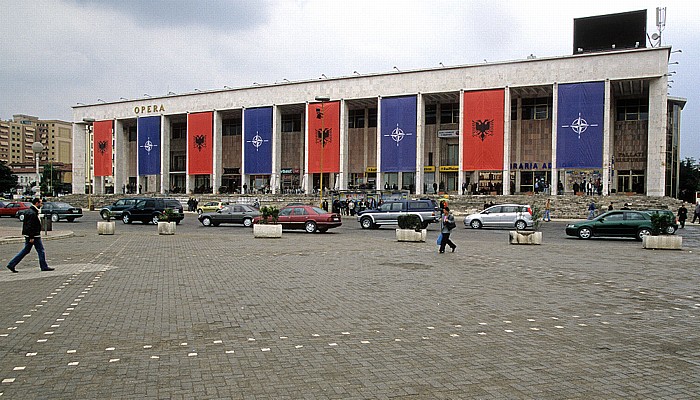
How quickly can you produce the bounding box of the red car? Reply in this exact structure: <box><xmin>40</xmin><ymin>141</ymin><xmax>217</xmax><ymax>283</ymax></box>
<box><xmin>0</xmin><ymin>202</ymin><xmax>31</xmax><ymax>219</ymax></box>
<box><xmin>253</xmin><ymin>205</ymin><xmax>342</xmax><ymax>233</ymax></box>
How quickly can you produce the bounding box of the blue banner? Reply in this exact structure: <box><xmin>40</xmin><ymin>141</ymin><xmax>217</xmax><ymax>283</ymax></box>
<box><xmin>243</xmin><ymin>107</ymin><xmax>273</xmax><ymax>175</ymax></box>
<box><xmin>380</xmin><ymin>95</ymin><xmax>417</xmax><ymax>172</ymax></box>
<box><xmin>137</xmin><ymin>116</ymin><xmax>161</xmax><ymax>175</ymax></box>
<box><xmin>556</xmin><ymin>82</ymin><xmax>604</xmax><ymax>169</ymax></box>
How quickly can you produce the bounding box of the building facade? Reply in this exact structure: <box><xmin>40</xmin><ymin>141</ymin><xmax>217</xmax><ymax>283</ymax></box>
<box><xmin>71</xmin><ymin>46</ymin><xmax>682</xmax><ymax>197</ymax></box>
<box><xmin>0</xmin><ymin>114</ymin><xmax>72</xmax><ymax>165</ymax></box>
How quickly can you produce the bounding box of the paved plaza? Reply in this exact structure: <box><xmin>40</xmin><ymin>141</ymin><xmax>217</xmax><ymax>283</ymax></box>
<box><xmin>1</xmin><ymin>213</ymin><xmax>699</xmax><ymax>399</ymax></box>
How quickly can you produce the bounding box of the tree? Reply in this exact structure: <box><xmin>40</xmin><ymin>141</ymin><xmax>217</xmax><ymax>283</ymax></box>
<box><xmin>679</xmin><ymin>157</ymin><xmax>700</xmax><ymax>203</ymax></box>
<box><xmin>40</xmin><ymin>163</ymin><xmax>61</xmax><ymax>196</ymax></box>
<box><xmin>0</xmin><ymin>160</ymin><xmax>18</xmax><ymax>194</ymax></box>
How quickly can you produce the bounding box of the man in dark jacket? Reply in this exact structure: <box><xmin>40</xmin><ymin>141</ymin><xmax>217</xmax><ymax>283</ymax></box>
<box><xmin>5</xmin><ymin>198</ymin><xmax>53</xmax><ymax>272</ymax></box>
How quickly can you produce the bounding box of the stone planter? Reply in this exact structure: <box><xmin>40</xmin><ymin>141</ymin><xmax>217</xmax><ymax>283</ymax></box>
<box><xmin>396</xmin><ymin>228</ymin><xmax>427</xmax><ymax>242</ymax></box>
<box><xmin>509</xmin><ymin>230</ymin><xmax>542</xmax><ymax>245</ymax></box>
<box><xmin>253</xmin><ymin>224</ymin><xmax>282</xmax><ymax>238</ymax></box>
<box><xmin>97</xmin><ymin>221</ymin><xmax>115</xmax><ymax>235</ymax></box>
<box><xmin>158</xmin><ymin>221</ymin><xmax>176</xmax><ymax>235</ymax></box>
<box><xmin>642</xmin><ymin>235</ymin><xmax>682</xmax><ymax>250</ymax></box>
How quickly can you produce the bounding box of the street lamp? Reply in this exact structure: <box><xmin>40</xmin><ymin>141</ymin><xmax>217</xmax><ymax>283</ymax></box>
<box><xmin>31</xmin><ymin>141</ymin><xmax>44</xmax><ymax>197</ymax></box>
<box><xmin>315</xmin><ymin>96</ymin><xmax>330</xmax><ymax>209</ymax></box>
<box><xmin>83</xmin><ymin>118</ymin><xmax>95</xmax><ymax>210</ymax></box>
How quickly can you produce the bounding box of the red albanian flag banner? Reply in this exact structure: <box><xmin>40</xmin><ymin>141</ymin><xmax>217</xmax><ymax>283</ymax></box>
<box><xmin>307</xmin><ymin>101</ymin><xmax>340</xmax><ymax>173</ymax></box>
<box><xmin>462</xmin><ymin>89</ymin><xmax>505</xmax><ymax>171</ymax></box>
<box><xmin>93</xmin><ymin>120</ymin><xmax>113</xmax><ymax>177</ymax></box>
<box><xmin>187</xmin><ymin>111</ymin><xmax>213</xmax><ymax>175</ymax></box>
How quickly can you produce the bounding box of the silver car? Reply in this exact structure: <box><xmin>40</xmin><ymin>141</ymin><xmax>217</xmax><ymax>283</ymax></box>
<box><xmin>463</xmin><ymin>204</ymin><xmax>534</xmax><ymax>230</ymax></box>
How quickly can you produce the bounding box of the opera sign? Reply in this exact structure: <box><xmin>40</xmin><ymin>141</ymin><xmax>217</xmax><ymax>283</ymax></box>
<box><xmin>134</xmin><ymin>104</ymin><xmax>166</xmax><ymax>114</ymax></box>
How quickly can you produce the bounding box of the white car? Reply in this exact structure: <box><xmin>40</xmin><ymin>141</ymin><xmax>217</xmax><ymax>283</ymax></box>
<box><xmin>463</xmin><ymin>204</ymin><xmax>534</xmax><ymax>230</ymax></box>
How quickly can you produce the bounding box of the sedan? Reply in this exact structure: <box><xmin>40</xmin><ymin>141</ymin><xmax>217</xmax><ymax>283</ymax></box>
<box><xmin>463</xmin><ymin>204</ymin><xmax>533</xmax><ymax>230</ymax></box>
<box><xmin>253</xmin><ymin>205</ymin><xmax>342</xmax><ymax>233</ymax></box>
<box><xmin>0</xmin><ymin>202</ymin><xmax>31</xmax><ymax>219</ymax></box>
<box><xmin>198</xmin><ymin>204</ymin><xmax>260</xmax><ymax>227</ymax></box>
<box><xmin>565</xmin><ymin>210</ymin><xmax>653</xmax><ymax>241</ymax></box>
<box><xmin>41</xmin><ymin>202</ymin><xmax>83</xmax><ymax>222</ymax></box>
<box><xmin>197</xmin><ymin>201</ymin><xmax>228</xmax><ymax>215</ymax></box>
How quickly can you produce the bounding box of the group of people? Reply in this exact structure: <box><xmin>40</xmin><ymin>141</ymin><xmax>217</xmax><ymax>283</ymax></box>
<box><xmin>186</xmin><ymin>198</ymin><xmax>200</xmax><ymax>212</ymax></box>
<box><xmin>677</xmin><ymin>201</ymin><xmax>700</xmax><ymax>229</ymax></box>
<box><xmin>331</xmin><ymin>197</ymin><xmax>378</xmax><ymax>216</ymax></box>
<box><xmin>572</xmin><ymin>179</ymin><xmax>603</xmax><ymax>196</ymax></box>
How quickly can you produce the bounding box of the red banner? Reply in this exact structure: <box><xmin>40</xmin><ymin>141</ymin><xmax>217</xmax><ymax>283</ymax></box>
<box><xmin>187</xmin><ymin>111</ymin><xmax>213</xmax><ymax>175</ymax></box>
<box><xmin>93</xmin><ymin>120</ymin><xmax>113</xmax><ymax>177</ymax></box>
<box><xmin>462</xmin><ymin>89</ymin><xmax>505</xmax><ymax>170</ymax></box>
<box><xmin>307</xmin><ymin>101</ymin><xmax>340</xmax><ymax>173</ymax></box>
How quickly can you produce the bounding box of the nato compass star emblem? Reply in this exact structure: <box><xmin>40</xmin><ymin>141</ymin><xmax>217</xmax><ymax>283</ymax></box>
<box><xmin>194</xmin><ymin>135</ymin><xmax>206</xmax><ymax>151</ymax></box>
<box><xmin>316</xmin><ymin>127</ymin><xmax>332</xmax><ymax>147</ymax></box>
<box><xmin>246</xmin><ymin>131</ymin><xmax>269</xmax><ymax>152</ymax></box>
<box><xmin>139</xmin><ymin>137</ymin><xmax>158</xmax><ymax>154</ymax></box>
<box><xmin>562</xmin><ymin>112</ymin><xmax>598</xmax><ymax>139</ymax></box>
<box><xmin>97</xmin><ymin>140</ymin><xmax>108</xmax><ymax>155</ymax></box>
<box><xmin>383</xmin><ymin>123</ymin><xmax>413</xmax><ymax>146</ymax></box>
<box><xmin>472</xmin><ymin>119</ymin><xmax>494</xmax><ymax>142</ymax></box>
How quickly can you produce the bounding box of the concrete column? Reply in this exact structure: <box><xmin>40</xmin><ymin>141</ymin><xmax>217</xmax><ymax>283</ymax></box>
<box><xmin>240</xmin><ymin>107</ymin><xmax>247</xmax><ymax>194</ymax></box>
<box><xmin>271</xmin><ymin>105</ymin><xmax>281</xmax><ymax>194</ymax></box>
<box><xmin>339</xmin><ymin>99</ymin><xmax>348</xmax><ymax>190</ymax></box>
<box><xmin>503</xmin><ymin>87</ymin><xmax>512</xmax><ymax>195</ymax></box>
<box><xmin>114</xmin><ymin>119</ymin><xmax>126</xmax><ymax>194</ymax></box>
<box><xmin>376</xmin><ymin>96</ymin><xmax>382</xmax><ymax>191</ymax></box>
<box><xmin>303</xmin><ymin>102</ymin><xmax>311</xmax><ymax>195</ymax></box>
<box><xmin>185</xmin><ymin>113</ymin><xmax>191</xmax><ymax>195</ymax></box>
<box><xmin>458</xmin><ymin>89</ymin><xmax>465</xmax><ymax>195</ymax></box>
<box><xmin>551</xmin><ymin>83</ymin><xmax>559</xmax><ymax>194</ymax></box>
<box><xmin>161</xmin><ymin>115</ymin><xmax>171</xmax><ymax>194</ymax></box>
<box><xmin>213</xmin><ymin>110</ymin><xmax>223</xmax><ymax>194</ymax></box>
<box><xmin>71</xmin><ymin>123</ymin><xmax>87</xmax><ymax>194</ymax></box>
<box><xmin>602</xmin><ymin>79</ymin><xmax>612</xmax><ymax>196</ymax></box>
<box><xmin>647</xmin><ymin>76</ymin><xmax>668</xmax><ymax>196</ymax></box>
<box><xmin>415</xmin><ymin>93</ymin><xmax>424</xmax><ymax>195</ymax></box>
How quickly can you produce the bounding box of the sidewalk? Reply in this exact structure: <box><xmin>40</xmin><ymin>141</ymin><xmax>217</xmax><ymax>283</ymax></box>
<box><xmin>0</xmin><ymin>227</ymin><xmax>73</xmax><ymax>244</ymax></box>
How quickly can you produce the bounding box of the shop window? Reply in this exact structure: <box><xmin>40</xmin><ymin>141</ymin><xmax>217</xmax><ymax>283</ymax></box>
<box><xmin>440</xmin><ymin>103</ymin><xmax>459</xmax><ymax>124</ymax></box>
<box><xmin>223</xmin><ymin>118</ymin><xmax>242</xmax><ymax>136</ymax></box>
<box><xmin>281</xmin><ymin>114</ymin><xmax>301</xmax><ymax>132</ymax></box>
<box><xmin>616</xmin><ymin>99</ymin><xmax>648</xmax><ymax>121</ymax></box>
<box><xmin>521</xmin><ymin>98</ymin><xmax>551</xmax><ymax>120</ymax></box>
<box><xmin>171</xmin><ymin>122</ymin><xmax>187</xmax><ymax>139</ymax></box>
<box><xmin>348</xmin><ymin>109</ymin><xmax>365</xmax><ymax>129</ymax></box>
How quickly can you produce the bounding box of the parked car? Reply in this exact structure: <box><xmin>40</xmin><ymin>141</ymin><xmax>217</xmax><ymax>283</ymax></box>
<box><xmin>356</xmin><ymin>199</ymin><xmax>438</xmax><ymax>229</ymax></box>
<box><xmin>197</xmin><ymin>201</ymin><xmax>229</xmax><ymax>215</ymax></box>
<box><xmin>41</xmin><ymin>202</ymin><xmax>83</xmax><ymax>222</ymax></box>
<box><xmin>639</xmin><ymin>209</ymin><xmax>678</xmax><ymax>234</ymax></box>
<box><xmin>100</xmin><ymin>198</ymin><xmax>144</xmax><ymax>220</ymax></box>
<box><xmin>565</xmin><ymin>210</ymin><xmax>653</xmax><ymax>241</ymax></box>
<box><xmin>0</xmin><ymin>202</ymin><xmax>31</xmax><ymax>219</ymax></box>
<box><xmin>121</xmin><ymin>198</ymin><xmax>184</xmax><ymax>225</ymax></box>
<box><xmin>198</xmin><ymin>204</ymin><xmax>260</xmax><ymax>227</ymax></box>
<box><xmin>253</xmin><ymin>205</ymin><xmax>342</xmax><ymax>233</ymax></box>
<box><xmin>463</xmin><ymin>204</ymin><xmax>533</xmax><ymax>230</ymax></box>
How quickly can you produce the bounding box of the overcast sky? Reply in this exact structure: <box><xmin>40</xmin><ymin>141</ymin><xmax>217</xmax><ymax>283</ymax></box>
<box><xmin>1</xmin><ymin>0</ymin><xmax>697</xmax><ymax>158</ymax></box>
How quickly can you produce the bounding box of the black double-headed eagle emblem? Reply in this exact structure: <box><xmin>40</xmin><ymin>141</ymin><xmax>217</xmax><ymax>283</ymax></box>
<box><xmin>316</xmin><ymin>128</ymin><xmax>332</xmax><ymax>147</ymax></box>
<box><xmin>98</xmin><ymin>140</ymin><xmax>108</xmax><ymax>155</ymax></box>
<box><xmin>194</xmin><ymin>134</ymin><xmax>206</xmax><ymax>151</ymax></box>
<box><xmin>472</xmin><ymin>119</ymin><xmax>494</xmax><ymax>141</ymax></box>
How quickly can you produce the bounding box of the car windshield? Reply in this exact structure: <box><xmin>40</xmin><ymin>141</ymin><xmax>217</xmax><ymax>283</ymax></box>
<box><xmin>52</xmin><ymin>202</ymin><xmax>72</xmax><ymax>208</ymax></box>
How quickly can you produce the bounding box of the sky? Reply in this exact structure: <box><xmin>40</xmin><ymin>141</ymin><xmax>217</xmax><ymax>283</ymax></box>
<box><xmin>1</xmin><ymin>0</ymin><xmax>697</xmax><ymax>158</ymax></box>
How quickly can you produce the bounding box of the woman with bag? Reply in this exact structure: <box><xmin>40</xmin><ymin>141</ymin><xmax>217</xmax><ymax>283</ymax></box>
<box><xmin>439</xmin><ymin>207</ymin><xmax>457</xmax><ymax>253</ymax></box>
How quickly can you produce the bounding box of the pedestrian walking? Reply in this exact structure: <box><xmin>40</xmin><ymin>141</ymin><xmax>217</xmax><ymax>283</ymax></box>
<box><xmin>693</xmin><ymin>202</ymin><xmax>700</xmax><ymax>224</ymax></box>
<box><xmin>439</xmin><ymin>207</ymin><xmax>457</xmax><ymax>254</ymax></box>
<box><xmin>543</xmin><ymin>198</ymin><xmax>551</xmax><ymax>222</ymax></box>
<box><xmin>678</xmin><ymin>203</ymin><xmax>688</xmax><ymax>229</ymax></box>
<box><xmin>587</xmin><ymin>201</ymin><xmax>596</xmax><ymax>220</ymax></box>
<box><xmin>6</xmin><ymin>198</ymin><xmax>54</xmax><ymax>273</ymax></box>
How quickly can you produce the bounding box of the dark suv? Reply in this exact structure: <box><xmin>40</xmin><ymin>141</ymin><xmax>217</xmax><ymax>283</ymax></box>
<box><xmin>121</xmin><ymin>198</ymin><xmax>184</xmax><ymax>225</ymax></box>
<box><xmin>357</xmin><ymin>199</ymin><xmax>439</xmax><ymax>229</ymax></box>
<box><xmin>100</xmin><ymin>198</ymin><xmax>145</xmax><ymax>220</ymax></box>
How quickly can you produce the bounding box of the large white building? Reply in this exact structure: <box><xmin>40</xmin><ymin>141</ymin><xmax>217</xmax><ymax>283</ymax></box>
<box><xmin>71</xmin><ymin>44</ymin><xmax>683</xmax><ymax>198</ymax></box>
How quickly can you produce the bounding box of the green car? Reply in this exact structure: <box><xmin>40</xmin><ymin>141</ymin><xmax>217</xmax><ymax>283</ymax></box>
<box><xmin>565</xmin><ymin>210</ymin><xmax>653</xmax><ymax>241</ymax></box>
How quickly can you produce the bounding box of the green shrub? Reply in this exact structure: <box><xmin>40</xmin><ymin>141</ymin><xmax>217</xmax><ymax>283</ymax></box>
<box><xmin>158</xmin><ymin>208</ymin><xmax>177</xmax><ymax>222</ymax></box>
<box><xmin>260</xmin><ymin>206</ymin><xmax>279</xmax><ymax>224</ymax></box>
<box><xmin>397</xmin><ymin>214</ymin><xmax>423</xmax><ymax>231</ymax></box>
<box><xmin>650</xmin><ymin>213</ymin><xmax>674</xmax><ymax>235</ymax></box>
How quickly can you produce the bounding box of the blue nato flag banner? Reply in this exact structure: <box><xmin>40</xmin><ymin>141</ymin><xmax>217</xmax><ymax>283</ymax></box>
<box><xmin>137</xmin><ymin>116</ymin><xmax>161</xmax><ymax>175</ymax></box>
<box><xmin>556</xmin><ymin>82</ymin><xmax>605</xmax><ymax>169</ymax></box>
<box><xmin>380</xmin><ymin>95</ymin><xmax>417</xmax><ymax>172</ymax></box>
<box><xmin>243</xmin><ymin>107</ymin><xmax>273</xmax><ymax>175</ymax></box>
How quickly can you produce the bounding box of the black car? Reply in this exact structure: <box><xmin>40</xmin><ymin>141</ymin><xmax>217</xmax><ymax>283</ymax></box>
<box><xmin>121</xmin><ymin>198</ymin><xmax>184</xmax><ymax>225</ymax></box>
<box><xmin>100</xmin><ymin>198</ymin><xmax>145</xmax><ymax>220</ymax></box>
<box><xmin>198</xmin><ymin>204</ymin><xmax>261</xmax><ymax>227</ymax></box>
<box><xmin>41</xmin><ymin>202</ymin><xmax>83</xmax><ymax>222</ymax></box>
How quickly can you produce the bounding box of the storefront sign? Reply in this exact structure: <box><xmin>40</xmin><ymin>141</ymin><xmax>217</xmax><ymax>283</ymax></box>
<box><xmin>439</xmin><ymin>165</ymin><xmax>459</xmax><ymax>172</ymax></box>
<box><xmin>511</xmin><ymin>162</ymin><xmax>552</xmax><ymax>170</ymax></box>
<box><xmin>437</xmin><ymin>130</ymin><xmax>459</xmax><ymax>138</ymax></box>
<box><xmin>424</xmin><ymin>166</ymin><xmax>435</xmax><ymax>172</ymax></box>
<box><xmin>223</xmin><ymin>168</ymin><xmax>240</xmax><ymax>175</ymax></box>
<box><xmin>366</xmin><ymin>167</ymin><xmax>377</xmax><ymax>173</ymax></box>
<box><xmin>281</xmin><ymin>168</ymin><xmax>300</xmax><ymax>174</ymax></box>
<box><xmin>134</xmin><ymin>104</ymin><xmax>165</xmax><ymax>114</ymax></box>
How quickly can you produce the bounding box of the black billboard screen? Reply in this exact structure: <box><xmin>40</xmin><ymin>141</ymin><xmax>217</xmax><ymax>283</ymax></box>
<box><xmin>574</xmin><ymin>10</ymin><xmax>647</xmax><ymax>54</ymax></box>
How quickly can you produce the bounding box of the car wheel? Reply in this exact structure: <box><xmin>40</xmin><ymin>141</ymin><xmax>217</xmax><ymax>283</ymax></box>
<box><xmin>305</xmin><ymin>221</ymin><xmax>317</xmax><ymax>233</ymax></box>
<box><xmin>577</xmin><ymin>227</ymin><xmax>592</xmax><ymax>239</ymax></box>
<box><xmin>421</xmin><ymin>221</ymin><xmax>430</xmax><ymax>229</ymax></box>
<box><xmin>197</xmin><ymin>209</ymin><xmax>203</xmax><ymax>215</ymax></box>
<box><xmin>18</xmin><ymin>213</ymin><xmax>25</xmax><ymax>221</ymax></box>
<box><xmin>470</xmin><ymin>219</ymin><xmax>482</xmax><ymax>229</ymax></box>
<box><xmin>51</xmin><ymin>213</ymin><xmax>59</xmax><ymax>222</ymax></box>
<box><xmin>122</xmin><ymin>214</ymin><xmax>131</xmax><ymax>224</ymax></box>
<box><xmin>100</xmin><ymin>210</ymin><xmax>110</xmax><ymax>220</ymax></box>
<box><xmin>637</xmin><ymin>228</ymin><xmax>652</xmax><ymax>241</ymax></box>
<box><xmin>318</xmin><ymin>228</ymin><xmax>328</xmax><ymax>233</ymax></box>
<box><xmin>360</xmin><ymin>217</ymin><xmax>373</xmax><ymax>229</ymax></box>
<box><xmin>201</xmin><ymin>217</ymin><xmax>212</xmax><ymax>227</ymax></box>
<box><xmin>515</xmin><ymin>220</ymin><xmax>527</xmax><ymax>230</ymax></box>
<box><xmin>665</xmin><ymin>225</ymin><xmax>676</xmax><ymax>234</ymax></box>
<box><xmin>243</xmin><ymin>218</ymin><xmax>253</xmax><ymax>228</ymax></box>
<box><xmin>152</xmin><ymin>214</ymin><xmax>160</xmax><ymax>225</ymax></box>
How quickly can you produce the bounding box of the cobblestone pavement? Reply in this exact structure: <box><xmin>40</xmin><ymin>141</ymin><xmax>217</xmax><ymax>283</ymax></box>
<box><xmin>0</xmin><ymin>214</ymin><xmax>699</xmax><ymax>399</ymax></box>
